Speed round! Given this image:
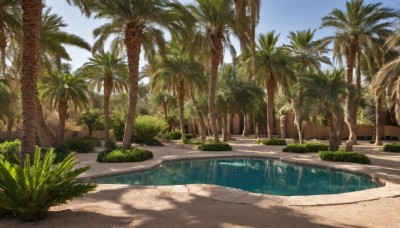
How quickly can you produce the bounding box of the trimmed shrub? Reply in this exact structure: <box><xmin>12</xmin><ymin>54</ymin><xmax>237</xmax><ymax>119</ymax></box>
<box><xmin>198</xmin><ymin>143</ymin><xmax>232</xmax><ymax>151</ymax></box>
<box><xmin>167</xmin><ymin>131</ymin><xmax>182</xmax><ymax>140</ymax></box>
<box><xmin>133</xmin><ymin>116</ymin><xmax>168</xmax><ymax>145</ymax></box>
<box><xmin>318</xmin><ymin>151</ymin><xmax>371</xmax><ymax>164</ymax></box>
<box><xmin>256</xmin><ymin>138</ymin><xmax>287</xmax><ymax>146</ymax></box>
<box><xmin>282</xmin><ymin>143</ymin><xmax>329</xmax><ymax>153</ymax></box>
<box><xmin>105</xmin><ymin>139</ymin><xmax>118</xmax><ymax>151</ymax></box>
<box><xmin>0</xmin><ymin>149</ymin><xmax>96</xmax><ymax>221</ymax></box>
<box><xmin>53</xmin><ymin>145</ymin><xmax>72</xmax><ymax>163</ymax></box>
<box><xmin>0</xmin><ymin>140</ymin><xmax>21</xmax><ymax>164</ymax></box>
<box><xmin>186</xmin><ymin>139</ymin><xmax>204</xmax><ymax>145</ymax></box>
<box><xmin>97</xmin><ymin>148</ymin><xmax>153</xmax><ymax>163</ymax></box>
<box><xmin>185</xmin><ymin>134</ymin><xmax>193</xmax><ymax>140</ymax></box>
<box><xmin>383</xmin><ymin>143</ymin><xmax>400</xmax><ymax>153</ymax></box>
<box><xmin>67</xmin><ymin>137</ymin><xmax>99</xmax><ymax>153</ymax></box>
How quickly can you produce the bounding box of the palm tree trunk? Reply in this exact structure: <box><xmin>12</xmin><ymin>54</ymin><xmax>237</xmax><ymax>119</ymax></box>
<box><xmin>57</xmin><ymin>101</ymin><xmax>68</xmax><ymax>146</ymax></box>
<box><xmin>104</xmin><ymin>77</ymin><xmax>113</xmax><ymax>140</ymax></box>
<box><xmin>20</xmin><ymin>0</ymin><xmax>43</xmax><ymax>166</ymax></box>
<box><xmin>280</xmin><ymin>114</ymin><xmax>287</xmax><ymax>139</ymax></box>
<box><xmin>209</xmin><ymin>34</ymin><xmax>222</xmax><ymax>143</ymax></box>
<box><xmin>36</xmin><ymin>97</ymin><xmax>56</xmax><ymax>147</ymax></box>
<box><xmin>190</xmin><ymin>91</ymin><xmax>206</xmax><ymax>142</ymax></box>
<box><xmin>6</xmin><ymin>116</ymin><xmax>13</xmax><ymax>141</ymax></box>
<box><xmin>255</xmin><ymin>122</ymin><xmax>261</xmax><ymax>139</ymax></box>
<box><xmin>328</xmin><ymin>112</ymin><xmax>340</xmax><ymax>151</ymax></box>
<box><xmin>178</xmin><ymin>80</ymin><xmax>185</xmax><ymax>141</ymax></box>
<box><xmin>375</xmin><ymin>95</ymin><xmax>383</xmax><ymax>146</ymax></box>
<box><xmin>242</xmin><ymin>114</ymin><xmax>250</xmax><ymax>137</ymax></box>
<box><xmin>227</xmin><ymin>113</ymin><xmax>232</xmax><ymax>140</ymax></box>
<box><xmin>122</xmin><ymin>27</ymin><xmax>142</xmax><ymax>149</ymax></box>
<box><xmin>267</xmin><ymin>75</ymin><xmax>275</xmax><ymax>139</ymax></box>
<box><xmin>221</xmin><ymin>116</ymin><xmax>228</xmax><ymax>142</ymax></box>
<box><xmin>163</xmin><ymin>103</ymin><xmax>168</xmax><ymax>123</ymax></box>
<box><xmin>293</xmin><ymin>100</ymin><xmax>304</xmax><ymax>144</ymax></box>
<box><xmin>352</xmin><ymin>49</ymin><xmax>362</xmax><ymax>145</ymax></box>
<box><xmin>345</xmin><ymin>43</ymin><xmax>358</xmax><ymax>151</ymax></box>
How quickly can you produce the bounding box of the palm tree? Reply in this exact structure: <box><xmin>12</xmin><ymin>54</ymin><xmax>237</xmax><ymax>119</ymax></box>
<box><xmin>321</xmin><ymin>0</ymin><xmax>397</xmax><ymax>150</ymax></box>
<box><xmin>240</xmin><ymin>32</ymin><xmax>295</xmax><ymax>139</ymax></box>
<box><xmin>300</xmin><ymin>70</ymin><xmax>348</xmax><ymax>151</ymax></box>
<box><xmin>20</xmin><ymin>0</ymin><xmax>93</xmax><ymax>165</ymax></box>
<box><xmin>189</xmin><ymin>0</ymin><xmax>246</xmax><ymax>143</ymax></box>
<box><xmin>373</xmin><ymin>33</ymin><xmax>400</xmax><ymax>126</ymax></box>
<box><xmin>92</xmin><ymin>0</ymin><xmax>188</xmax><ymax>149</ymax></box>
<box><xmin>285</xmin><ymin>28</ymin><xmax>331</xmax><ymax>143</ymax></box>
<box><xmin>152</xmin><ymin>54</ymin><xmax>205</xmax><ymax>141</ymax></box>
<box><xmin>152</xmin><ymin>91</ymin><xmax>177</xmax><ymax>124</ymax></box>
<box><xmin>39</xmin><ymin>72</ymin><xmax>89</xmax><ymax>146</ymax></box>
<box><xmin>77</xmin><ymin>51</ymin><xmax>128</xmax><ymax>139</ymax></box>
<box><xmin>0</xmin><ymin>0</ymin><xmax>21</xmax><ymax>72</ymax></box>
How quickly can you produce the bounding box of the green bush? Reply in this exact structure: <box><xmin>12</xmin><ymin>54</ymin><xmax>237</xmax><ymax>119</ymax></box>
<box><xmin>383</xmin><ymin>143</ymin><xmax>400</xmax><ymax>153</ymax></box>
<box><xmin>256</xmin><ymin>138</ymin><xmax>287</xmax><ymax>145</ymax></box>
<box><xmin>167</xmin><ymin>131</ymin><xmax>182</xmax><ymax>140</ymax></box>
<box><xmin>198</xmin><ymin>143</ymin><xmax>232</xmax><ymax>151</ymax></box>
<box><xmin>67</xmin><ymin>137</ymin><xmax>99</xmax><ymax>153</ymax></box>
<box><xmin>53</xmin><ymin>145</ymin><xmax>73</xmax><ymax>163</ymax></box>
<box><xmin>105</xmin><ymin>139</ymin><xmax>118</xmax><ymax>151</ymax></box>
<box><xmin>0</xmin><ymin>140</ymin><xmax>21</xmax><ymax>164</ymax></box>
<box><xmin>282</xmin><ymin>143</ymin><xmax>329</xmax><ymax>153</ymax></box>
<box><xmin>0</xmin><ymin>149</ymin><xmax>96</xmax><ymax>221</ymax></box>
<box><xmin>133</xmin><ymin>116</ymin><xmax>168</xmax><ymax>145</ymax></box>
<box><xmin>318</xmin><ymin>151</ymin><xmax>371</xmax><ymax>164</ymax></box>
<box><xmin>185</xmin><ymin>139</ymin><xmax>204</xmax><ymax>145</ymax></box>
<box><xmin>185</xmin><ymin>134</ymin><xmax>193</xmax><ymax>140</ymax></box>
<box><xmin>97</xmin><ymin>148</ymin><xmax>153</xmax><ymax>163</ymax></box>
<box><xmin>111</xmin><ymin>115</ymin><xmax>125</xmax><ymax>141</ymax></box>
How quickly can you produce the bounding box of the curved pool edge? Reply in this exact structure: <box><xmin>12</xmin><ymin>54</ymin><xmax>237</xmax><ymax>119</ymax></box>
<box><xmin>78</xmin><ymin>154</ymin><xmax>400</xmax><ymax>206</ymax></box>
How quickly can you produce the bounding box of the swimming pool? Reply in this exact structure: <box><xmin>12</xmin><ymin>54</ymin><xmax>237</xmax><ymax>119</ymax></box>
<box><xmin>92</xmin><ymin>157</ymin><xmax>382</xmax><ymax>196</ymax></box>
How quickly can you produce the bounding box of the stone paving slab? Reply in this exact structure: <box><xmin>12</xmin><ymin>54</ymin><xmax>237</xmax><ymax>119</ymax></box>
<box><xmin>78</xmin><ymin>138</ymin><xmax>400</xmax><ymax>207</ymax></box>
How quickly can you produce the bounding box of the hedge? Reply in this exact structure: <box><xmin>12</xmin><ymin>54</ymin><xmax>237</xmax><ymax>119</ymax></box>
<box><xmin>318</xmin><ymin>151</ymin><xmax>371</xmax><ymax>164</ymax></box>
<box><xmin>97</xmin><ymin>148</ymin><xmax>153</xmax><ymax>163</ymax></box>
<box><xmin>282</xmin><ymin>143</ymin><xmax>329</xmax><ymax>153</ymax></box>
<box><xmin>382</xmin><ymin>143</ymin><xmax>400</xmax><ymax>153</ymax></box>
<box><xmin>67</xmin><ymin>137</ymin><xmax>99</xmax><ymax>153</ymax></box>
<box><xmin>198</xmin><ymin>143</ymin><xmax>232</xmax><ymax>151</ymax></box>
<box><xmin>256</xmin><ymin>138</ymin><xmax>287</xmax><ymax>146</ymax></box>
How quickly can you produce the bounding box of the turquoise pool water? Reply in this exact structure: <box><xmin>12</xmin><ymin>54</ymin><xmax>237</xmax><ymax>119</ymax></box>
<box><xmin>92</xmin><ymin>157</ymin><xmax>381</xmax><ymax>196</ymax></box>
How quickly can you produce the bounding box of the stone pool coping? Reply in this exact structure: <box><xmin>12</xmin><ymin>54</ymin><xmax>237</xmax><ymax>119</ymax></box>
<box><xmin>79</xmin><ymin>152</ymin><xmax>400</xmax><ymax>206</ymax></box>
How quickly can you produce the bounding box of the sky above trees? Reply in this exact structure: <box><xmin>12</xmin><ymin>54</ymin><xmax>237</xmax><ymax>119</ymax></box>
<box><xmin>46</xmin><ymin>0</ymin><xmax>399</xmax><ymax>71</ymax></box>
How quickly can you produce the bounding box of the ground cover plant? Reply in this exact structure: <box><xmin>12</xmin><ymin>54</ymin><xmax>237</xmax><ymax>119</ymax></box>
<box><xmin>198</xmin><ymin>143</ymin><xmax>232</xmax><ymax>151</ymax></box>
<box><xmin>0</xmin><ymin>149</ymin><xmax>96</xmax><ymax>221</ymax></box>
<box><xmin>97</xmin><ymin>148</ymin><xmax>153</xmax><ymax>163</ymax></box>
<box><xmin>256</xmin><ymin>138</ymin><xmax>287</xmax><ymax>145</ymax></box>
<box><xmin>382</xmin><ymin>143</ymin><xmax>400</xmax><ymax>153</ymax></box>
<box><xmin>283</xmin><ymin>143</ymin><xmax>329</xmax><ymax>153</ymax></box>
<box><xmin>318</xmin><ymin>150</ymin><xmax>371</xmax><ymax>164</ymax></box>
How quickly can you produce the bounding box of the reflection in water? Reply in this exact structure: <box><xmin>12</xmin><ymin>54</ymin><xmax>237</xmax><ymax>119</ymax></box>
<box><xmin>93</xmin><ymin>158</ymin><xmax>381</xmax><ymax>196</ymax></box>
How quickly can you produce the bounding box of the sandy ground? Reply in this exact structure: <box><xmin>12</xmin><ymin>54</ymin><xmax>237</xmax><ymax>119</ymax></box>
<box><xmin>1</xmin><ymin>138</ymin><xmax>400</xmax><ymax>228</ymax></box>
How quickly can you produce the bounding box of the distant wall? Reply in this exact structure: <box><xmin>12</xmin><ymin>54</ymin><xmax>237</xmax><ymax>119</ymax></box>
<box><xmin>0</xmin><ymin>130</ymin><xmax>106</xmax><ymax>141</ymax></box>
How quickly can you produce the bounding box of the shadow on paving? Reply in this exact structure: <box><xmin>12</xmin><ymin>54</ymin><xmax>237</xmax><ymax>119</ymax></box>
<box><xmin>1</xmin><ymin>186</ymin><xmax>358</xmax><ymax>228</ymax></box>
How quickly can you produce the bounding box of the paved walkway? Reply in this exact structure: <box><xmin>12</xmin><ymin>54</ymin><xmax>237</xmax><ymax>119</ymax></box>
<box><xmin>2</xmin><ymin>137</ymin><xmax>400</xmax><ymax>228</ymax></box>
<box><xmin>77</xmin><ymin>138</ymin><xmax>400</xmax><ymax>206</ymax></box>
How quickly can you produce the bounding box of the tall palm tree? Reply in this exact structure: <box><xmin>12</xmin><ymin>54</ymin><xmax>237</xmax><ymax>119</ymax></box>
<box><xmin>151</xmin><ymin>54</ymin><xmax>205</xmax><ymax>141</ymax></box>
<box><xmin>300</xmin><ymin>70</ymin><xmax>348</xmax><ymax>151</ymax></box>
<box><xmin>234</xmin><ymin>0</ymin><xmax>260</xmax><ymax>53</ymax></box>
<box><xmin>152</xmin><ymin>91</ymin><xmax>176</xmax><ymax>124</ymax></box>
<box><xmin>189</xmin><ymin>0</ymin><xmax>246</xmax><ymax>143</ymax></box>
<box><xmin>92</xmin><ymin>0</ymin><xmax>188</xmax><ymax>149</ymax></box>
<box><xmin>20</xmin><ymin>0</ymin><xmax>93</xmax><ymax>165</ymax></box>
<box><xmin>0</xmin><ymin>0</ymin><xmax>21</xmax><ymax>72</ymax></box>
<box><xmin>285</xmin><ymin>28</ymin><xmax>331</xmax><ymax>143</ymax></box>
<box><xmin>241</xmin><ymin>32</ymin><xmax>295</xmax><ymax>139</ymax></box>
<box><xmin>39</xmin><ymin>72</ymin><xmax>89</xmax><ymax>146</ymax></box>
<box><xmin>321</xmin><ymin>0</ymin><xmax>397</xmax><ymax>150</ymax></box>
<box><xmin>77</xmin><ymin>51</ymin><xmax>129</xmax><ymax>139</ymax></box>
<box><xmin>373</xmin><ymin>33</ymin><xmax>400</xmax><ymax>126</ymax></box>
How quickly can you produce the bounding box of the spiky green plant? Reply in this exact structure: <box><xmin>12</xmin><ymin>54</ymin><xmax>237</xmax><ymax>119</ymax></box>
<box><xmin>0</xmin><ymin>148</ymin><xmax>96</xmax><ymax>221</ymax></box>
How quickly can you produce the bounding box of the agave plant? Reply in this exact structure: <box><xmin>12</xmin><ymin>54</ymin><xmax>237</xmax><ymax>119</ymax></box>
<box><xmin>0</xmin><ymin>148</ymin><xmax>96</xmax><ymax>221</ymax></box>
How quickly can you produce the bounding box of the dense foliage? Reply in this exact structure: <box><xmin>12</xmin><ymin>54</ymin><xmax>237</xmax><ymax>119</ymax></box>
<box><xmin>0</xmin><ymin>149</ymin><xmax>96</xmax><ymax>221</ymax></box>
<box><xmin>282</xmin><ymin>143</ymin><xmax>329</xmax><ymax>153</ymax></box>
<box><xmin>318</xmin><ymin>151</ymin><xmax>371</xmax><ymax>164</ymax></box>
<box><xmin>256</xmin><ymin>139</ymin><xmax>287</xmax><ymax>146</ymax></box>
<box><xmin>382</xmin><ymin>143</ymin><xmax>400</xmax><ymax>153</ymax></box>
<box><xmin>0</xmin><ymin>140</ymin><xmax>20</xmax><ymax>164</ymax></box>
<box><xmin>133</xmin><ymin>116</ymin><xmax>168</xmax><ymax>145</ymax></box>
<box><xmin>67</xmin><ymin>137</ymin><xmax>100</xmax><ymax>153</ymax></box>
<box><xmin>198</xmin><ymin>143</ymin><xmax>232</xmax><ymax>151</ymax></box>
<box><xmin>97</xmin><ymin>148</ymin><xmax>153</xmax><ymax>163</ymax></box>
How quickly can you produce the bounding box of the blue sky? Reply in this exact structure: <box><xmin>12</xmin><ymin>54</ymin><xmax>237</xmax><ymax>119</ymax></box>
<box><xmin>46</xmin><ymin>0</ymin><xmax>399</xmax><ymax>71</ymax></box>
